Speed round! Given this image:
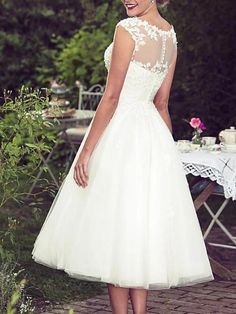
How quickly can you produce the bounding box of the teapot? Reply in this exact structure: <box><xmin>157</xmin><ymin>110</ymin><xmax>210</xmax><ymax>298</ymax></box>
<box><xmin>219</xmin><ymin>126</ymin><xmax>236</xmax><ymax>145</ymax></box>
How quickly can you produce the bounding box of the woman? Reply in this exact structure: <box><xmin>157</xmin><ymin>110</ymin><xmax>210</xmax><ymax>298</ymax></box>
<box><xmin>32</xmin><ymin>0</ymin><xmax>214</xmax><ymax>313</ymax></box>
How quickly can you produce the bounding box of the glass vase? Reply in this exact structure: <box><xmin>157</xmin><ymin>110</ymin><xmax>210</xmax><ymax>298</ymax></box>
<box><xmin>192</xmin><ymin>130</ymin><xmax>202</xmax><ymax>145</ymax></box>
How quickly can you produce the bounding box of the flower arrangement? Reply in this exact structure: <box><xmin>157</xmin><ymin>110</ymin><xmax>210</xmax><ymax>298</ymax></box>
<box><xmin>49</xmin><ymin>79</ymin><xmax>68</xmax><ymax>95</ymax></box>
<box><xmin>184</xmin><ymin>117</ymin><xmax>207</xmax><ymax>145</ymax></box>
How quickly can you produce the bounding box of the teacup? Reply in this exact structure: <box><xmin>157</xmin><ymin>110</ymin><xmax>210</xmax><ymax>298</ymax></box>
<box><xmin>177</xmin><ymin>140</ymin><xmax>191</xmax><ymax>152</ymax></box>
<box><xmin>220</xmin><ymin>142</ymin><xmax>236</xmax><ymax>152</ymax></box>
<box><xmin>202</xmin><ymin>137</ymin><xmax>216</xmax><ymax>147</ymax></box>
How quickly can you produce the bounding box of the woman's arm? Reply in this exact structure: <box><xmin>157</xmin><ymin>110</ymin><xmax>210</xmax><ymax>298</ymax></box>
<box><xmin>153</xmin><ymin>49</ymin><xmax>177</xmax><ymax>134</ymax></box>
<box><xmin>74</xmin><ymin>24</ymin><xmax>135</xmax><ymax>188</ymax></box>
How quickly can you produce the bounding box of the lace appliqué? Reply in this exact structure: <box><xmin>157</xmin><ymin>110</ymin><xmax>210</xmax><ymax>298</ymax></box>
<box><xmin>117</xmin><ymin>17</ymin><xmax>177</xmax><ymax>51</ymax></box>
<box><xmin>172</xmin><ymin>31</ymin><xmax>178</xmax><ymax>46</ymax></box>
<box><xmin>117</xmin><ymin>19</ymin><xmax>146</xmax><ymax>52</ymax></box>
<box><xmin>132</xmin><ymin>59</ymin><xmax>168</xmax><ymax>74</ymax></box>
<box><xmin>104</xmin><ymin>43</ymin><xmax>113</xmax><ymax>70</ymax></box>
<box><xmin>104</xmin><ymin>17</ymin><xmax>178</xmax><ymax>74</ymax></box>
<box><xmin>132</xmin><ymin>17</ymin><xmax>175</xmax><ymax>41</ymax></box>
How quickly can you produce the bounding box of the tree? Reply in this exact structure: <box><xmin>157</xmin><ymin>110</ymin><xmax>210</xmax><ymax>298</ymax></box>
<box><xmin>55</xmin><ymin>1</ymin><xmax>123</xmax><ymax>87</ymax></box>
<box><xmin>164</xmin><ymin>0</ymin><xmax>236</xmax><ymax>138</ymax></box>
<box><xmin>0</xmin><ymin>0</ymin><xmax>84</xmax><ymax>89</ymax></box>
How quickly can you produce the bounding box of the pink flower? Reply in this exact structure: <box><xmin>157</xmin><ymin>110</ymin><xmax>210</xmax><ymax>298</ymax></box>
<box><xmin>50</xmin><ymin>80</ymin><xmax>57</xmax><ymax>86</ymax></box>
<box><xmin>190</xmin><ymin>117</ymin><xmax>201</xmax><ymax>129</ymax></box>
<box><xmin>199</xmin><ymin>122</ymin><xmax>206</xmax><ymax>130</ymax></box>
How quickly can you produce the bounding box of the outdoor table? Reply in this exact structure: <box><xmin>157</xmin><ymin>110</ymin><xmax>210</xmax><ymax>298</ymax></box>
<box><xmin>28</xmin><ymin>109</ymin><xmax>95</xmax><ymax>195</ymax></box>
<box><xmin>178</xmin><ymin>147</ymin><xmax>236</xmax><ymax>280</ymax></box>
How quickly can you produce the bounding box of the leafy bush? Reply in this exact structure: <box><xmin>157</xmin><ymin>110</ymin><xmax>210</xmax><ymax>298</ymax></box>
<box><xmin>0</xmin><ymin>217</ymin><xmax>35</xmax><ymax>314</ymax></box>
<box><xmin>56</xmin><ymin>28</ymin><xmax>109</xmax><ymax>87</ymax></box>
<box><xmin>164</xmin><ymin>0</ymin><xmax>235</xmax><ymax>139</ymax></box>
<box><xmin>0</xmin><ymin>87</ymin><xmax>57</xmax><ymax>207</ymax></box>
<box><xmin>0</xmin><ymin>262</ymin><xmax>35</xmax><ymax>314</ymax></box>
<box><xmin>0</xmin><ymin>0</ymin><xmax>85</xmax><ymax>89</ymax></box>
<box><xmin>55</xmin><ymin>2</ymin><xmax>122</xmax><ymax>87</ymax></box>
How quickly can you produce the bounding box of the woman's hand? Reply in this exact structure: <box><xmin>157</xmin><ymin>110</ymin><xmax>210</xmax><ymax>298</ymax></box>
<box><xmin>73</xmin><ymin>148</ymin><xmax>91</xmax><ymax>188</ymax></box>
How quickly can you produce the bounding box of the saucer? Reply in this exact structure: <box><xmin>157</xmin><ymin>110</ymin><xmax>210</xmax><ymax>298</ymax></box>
<box><xmin>202</xmin><ymin>144</ymin><xmax>221</xmax><ymax>152</ymax></box>
<box><xmin>220</xmin><ymin>146</ymin><xmax>236</xmax><ymax>153</ymax></box>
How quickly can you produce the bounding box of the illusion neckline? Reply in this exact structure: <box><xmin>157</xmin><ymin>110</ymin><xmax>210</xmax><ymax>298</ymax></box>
<box><xmin>133</xmin><ymin>16</ymin><xmax>174</xmax><ymax>34</ymax></box>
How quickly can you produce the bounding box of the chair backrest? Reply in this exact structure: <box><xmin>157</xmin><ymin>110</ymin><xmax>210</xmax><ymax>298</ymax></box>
<box><xmin>77</xmin><ymin>83</ymin><xmax>104</xmax><ymax>110</ymax></box>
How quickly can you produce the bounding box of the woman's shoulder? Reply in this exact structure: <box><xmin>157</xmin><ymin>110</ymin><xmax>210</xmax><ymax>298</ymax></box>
<box><xmin>158</xmin><ymin>17</ymin><xmax>173</xmax><ymax>31</ymax></box>
<box><xmin>116</xmin><ymin>17</ymin><xmax>137</xmax><ymax>29</ymax></box>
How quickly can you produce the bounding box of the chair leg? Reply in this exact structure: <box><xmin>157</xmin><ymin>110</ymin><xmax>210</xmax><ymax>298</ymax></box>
<box><xmin>64</xmin><ymin>140</ymin><xmax>83</xmax><ymax>173</ymax></box>
<box><xmin>203</xmin><ymin>199</ymin><xmax>236</xmax><ymax>247</ymax></box>
<box><xmin>26</xmin><ymin>141</ymin><xmax>60</xmax><ymax>197</ymax></box>
<box><xmin>64</xmin><ymin>148</ymin><xmax>76</xmax><ymax>174</ymax></box>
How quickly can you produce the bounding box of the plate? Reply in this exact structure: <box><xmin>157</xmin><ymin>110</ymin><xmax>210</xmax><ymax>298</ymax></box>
<box><xmin>42</xmin><ymin>108</ymin><xmax>76</xmax><ymax>119</ymax></box>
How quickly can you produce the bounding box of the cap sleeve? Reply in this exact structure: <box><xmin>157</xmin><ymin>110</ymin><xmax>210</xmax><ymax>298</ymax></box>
<box><xmin>116</xmin><ymin>18</ymin><xmax>146</xmax><ymax>52</ymax></box>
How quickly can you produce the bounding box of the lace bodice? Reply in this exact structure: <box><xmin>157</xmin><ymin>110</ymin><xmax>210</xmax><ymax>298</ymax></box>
<box><xmin>104</xmin><ymin>16</ymin><xmax>178</xmax><ymax>107</ymax></box>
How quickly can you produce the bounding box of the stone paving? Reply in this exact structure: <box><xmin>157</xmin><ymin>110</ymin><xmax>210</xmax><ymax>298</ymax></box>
<box><xmin>44</xmin><ymin>279</ymin><xmax>236</xmax><ymax>314</ymax></box>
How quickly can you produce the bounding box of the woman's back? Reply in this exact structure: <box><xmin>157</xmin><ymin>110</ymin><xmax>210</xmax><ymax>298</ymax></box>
<box><xmin>104</xmin><ymin>17</ymin><xmax>177</xmax><ymax>105</ymax></box>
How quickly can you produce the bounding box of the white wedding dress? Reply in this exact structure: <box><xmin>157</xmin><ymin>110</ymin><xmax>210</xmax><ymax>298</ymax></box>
<box><xmin>32</xmin><ymin>17</ymin><xmax>214</xmax><ymax>289</ymax></box>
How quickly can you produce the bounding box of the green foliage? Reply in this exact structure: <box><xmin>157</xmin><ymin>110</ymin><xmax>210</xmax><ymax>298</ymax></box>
<box><xmin>0</xmin><ymin>262</ymin><xmax>35</xmax><ymax>314</ymax></box>
<box><xmin>0</xmin><ymin>0</ymin><xmax>235</xmax><ymax>136</ymax></box>
<box><xmin>0</xmin><ymin>217</ymin><xmax>18</xmax><ymax>262</ymax></box>
<box><xmin>0</xmin><ymin>219</ymin><xmax>35</xmax><ymax>313</ymax></box>
<box><xmin>56</xmin><ymin>1</ymin><xmax>122</xmax><ymax>87</ymax></box>
<box><xmin>0</xmin><ymin>0</ymin><xmax>84</xmax><ymax>89</ymax></box>
<box><xmin>164</xmin><ymin>0</ymin><xmax>236</xmax><ymax>139</ymax></box>
<box><xmin>0</xmin><ymin>87</ymin><xmax>57</xmax><ymax>207</ymax></box>
<box><xmin>56</xmin><ymin>28</ymin><xmax>109</xmax><ymax>87</ymax></box>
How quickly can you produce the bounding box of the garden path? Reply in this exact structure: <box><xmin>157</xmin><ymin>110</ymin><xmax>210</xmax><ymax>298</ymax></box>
<box><xmin>44</xmin><ymin>279</ymin><xmax>236</xmax><ymax>314</ymax></box>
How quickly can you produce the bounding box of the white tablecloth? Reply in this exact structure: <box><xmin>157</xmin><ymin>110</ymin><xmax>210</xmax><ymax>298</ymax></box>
<box><xmin>178</xmin><ymin>150</ymin><xmax>236</xmax><ymax>200</ymax></box>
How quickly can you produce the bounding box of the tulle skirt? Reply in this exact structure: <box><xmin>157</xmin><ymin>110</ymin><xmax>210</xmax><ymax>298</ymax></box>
<box><xmin>32</xmin><ymin>102</ymin><xmax>214</xmax><ymax>289</ymax></box>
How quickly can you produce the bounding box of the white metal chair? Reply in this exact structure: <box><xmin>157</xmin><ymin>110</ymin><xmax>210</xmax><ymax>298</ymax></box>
<box><xmin>60</xmin><ymin>82</ymin><xmax>104</xmax><ymax>170</ymax></box>
<box><xmin>62</xmin><ymin>82</ymin><xmax>104</xmax><ymax>144</ymax></box>
<box><xmin>64</xmin><ymin>82</ymin><xmax>104</xmax><ymax>144</ymax></box>
<box><xmin>77</xmin><ymin>82</ymin><xmax>105</xmax><ymax>111</ymax></box>
<box><xmin>27</xmin><ymin>83</ymin><xmax>103</xmax><ymax>195</ymax></box>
